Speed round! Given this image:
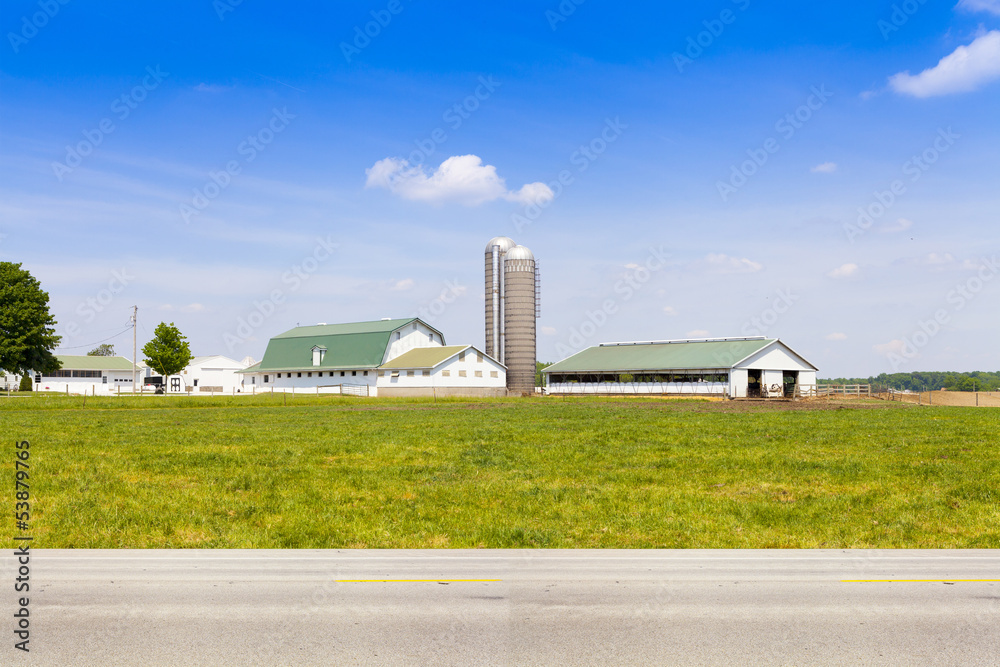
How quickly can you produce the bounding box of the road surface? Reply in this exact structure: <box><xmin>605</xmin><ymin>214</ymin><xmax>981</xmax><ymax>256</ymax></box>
<box><xmin>4</xmin><ymin>549</ymin><xmax>1000</xmax><ymax>665</ymax></box>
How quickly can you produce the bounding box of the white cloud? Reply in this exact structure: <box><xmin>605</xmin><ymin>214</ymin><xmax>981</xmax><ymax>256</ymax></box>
<box><xmin>687</xmin><ymin>330</ymin><xmax>710</xmax><ymax>338</ymax></box>
<box><xmin>541</xmin><ymin>326</ymin><xmax>557</xmax><ymax>336</ymax></box>
<box><xmin>874</xmin><ymin>339</ymin><xmax>907</xmax><ymax>356</ymax></box>
<box><xmin>390</xmin><ymin>278</ymin><xmax>414</xmax><ymax>291</ymax></box>
<box><xmin>826</xmin><ymin>333</ymin><xmax>848</xmax><ymax>341</ymax></box>
<box><xmin>193</xmin><ymin>83</ymin><xmax>232</xmax><ymax>93</ymax></box>
<box><xmin>827</xmin><ymin>263</ymin><xmax>859</xmax><ymax>279</ymax></box>
<box><xmin>810</xmin><ymin>162</ymin><xmax>838</xmax><ymax>173</ymax></box>
<box><xmin>889</xmin><ymin>31</ymin><xmax>1000</xmax><ymax>97</ymax></box>
<box><xmin>704</xmin><ymin>253</ymin><xmax>763</xmax><ymax>274</ymax></box>
<box><xmin>663</xmin><ymin>306</ymin><xmax>678</xmax><ymax>316</ymax></box>
<box><xmin>957</xmin><ymin>0</ymin><xmax>1000</xmax><ymax>15</ymax></box>
<box><xmin>882</xmin><ymin>218</ymin><xmax>913</xmax><ymax>233</ymax></box>
<box><xmin>159</xmin><ymin>303</ymin><xmax>208</xmax><ymax>313</ymax></box>
<box><xmin>365</xmin><ymin>155</ymin><xmax>553</xmax><ymax>206</ymax></box>
<box><xmin>924</xmin><ymin>252</ymin><xmax>955</xmax><ymax>265</ymax></box>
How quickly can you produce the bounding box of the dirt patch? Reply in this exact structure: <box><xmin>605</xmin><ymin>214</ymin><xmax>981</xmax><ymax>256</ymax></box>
<box><xmin>878</xmin><ymin>391</ymin><xmax>1000</xmax><ymax>408</ymax></box>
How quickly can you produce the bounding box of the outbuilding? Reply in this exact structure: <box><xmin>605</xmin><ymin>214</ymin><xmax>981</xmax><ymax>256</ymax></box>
<box><xmin>543</xmin><ymin>337</ymin><xmax>817</xmax><ymax>398</ymax></box>
<box><xmin>377</xmin><ymin>345</ymin><xmax>507</xmax><ymax>397</ymax></box>
<box><xmin>34</xmin><ymin>355</ymin><xmax>144</xmax><ymax>395</ymax></box>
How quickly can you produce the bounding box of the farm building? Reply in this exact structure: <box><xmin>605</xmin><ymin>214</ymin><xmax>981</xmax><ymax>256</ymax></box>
<box><xmin>239</xmin><ymin>318</ymin><xmax>506</xmax><ymax>397</ymax></box>
<box><xmin>543</xmin><ymin>337</ymin><xmax>817</xmax><ymax>398</ymax></box>
<box><xmin>377</xmin><ymin>345</ymin><xmax>506</xmax><ymax>397</ymax></box>
<box><xmin>34</xmin><ymin>355</ymin><xmax>144</xmax><ymax>395</ymax></box>
<box><xmin>149</xmin><ymin>355</ymin><xmax>253</xmax><ymax>394</ymax></box>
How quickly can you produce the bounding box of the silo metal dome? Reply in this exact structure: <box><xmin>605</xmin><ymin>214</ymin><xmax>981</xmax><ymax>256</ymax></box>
<box><xmin>485</xmin><ymin>236</ymin><xmax>516</xmax><ymax>253</ymax></box>
<box><xmin>503</xmin><ymin>245</ymin><xmax>534</xmax><ymax>262</ymax></box>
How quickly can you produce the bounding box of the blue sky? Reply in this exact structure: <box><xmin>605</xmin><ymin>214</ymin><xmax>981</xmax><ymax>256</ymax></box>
<box><xmin>1</xmin><ymin>0</ymin><xmax>998</xmax><ymax>377</ymax></box>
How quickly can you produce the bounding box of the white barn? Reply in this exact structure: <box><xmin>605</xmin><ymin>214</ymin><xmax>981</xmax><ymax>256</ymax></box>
<box><xmin>178</xmin><ymin>355</ymin><xmax>251</xmax><ymax>394</ymax></box>
<box><xmin>240</xmin><ymin>318</ymin><xmax>506</xmax><ymax>397</ymax></box>
<box><xmin>543</xmin><ymin>337</ymin><xmax>818</xmax><ymax>398</ymax></box>
<box><xmin>377</xmin><ymin>345</ymin><xmax>507</xmax><ymax>397</ymax></box>
<box><xmin>35</xmin><ymin>355</ymin><xmax>144</xmax><ymax>395</ymax></box>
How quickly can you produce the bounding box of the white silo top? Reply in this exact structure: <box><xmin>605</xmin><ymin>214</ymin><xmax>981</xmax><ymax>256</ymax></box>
<box><xmin>504</xmin><ymin>245</ymin><xmax>534</xmax><ymax>261</ymax></box>
<box><xmin>485</xmin><ymin>236</ymin><xmax>517</xmax><ymax>253</ymax></box>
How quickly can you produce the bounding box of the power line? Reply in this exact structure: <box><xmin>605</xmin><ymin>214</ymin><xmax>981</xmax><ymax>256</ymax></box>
<box><xmin>55</xmin><ymin>327</ymin><xmax>132</xmax><ymax>351</ymax></box>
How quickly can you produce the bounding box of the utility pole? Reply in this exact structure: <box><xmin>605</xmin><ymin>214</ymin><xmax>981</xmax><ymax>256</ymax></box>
<box><xmin>131</xmin><ymin>306</ymin><xmax>138</xmax><ymax>394</ymax></box>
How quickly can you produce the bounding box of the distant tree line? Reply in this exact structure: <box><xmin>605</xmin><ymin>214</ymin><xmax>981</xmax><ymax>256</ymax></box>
<box><xmin>821</xmin><ymin>371</ymin><xmax>1000</xmax><ymax>392</ymax></box>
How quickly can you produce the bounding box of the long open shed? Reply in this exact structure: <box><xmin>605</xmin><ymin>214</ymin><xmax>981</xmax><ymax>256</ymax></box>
<box><xmin>543</xmin><ymin>337</ymin><xmax>817</xmax><ymax>398</ymax></box>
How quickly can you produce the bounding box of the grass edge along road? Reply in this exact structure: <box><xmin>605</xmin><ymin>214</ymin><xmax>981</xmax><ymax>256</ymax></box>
<box><xmin>2</xmin><ymin>395</ymin><xmax>997</xmax><ymax>549</ymax></box>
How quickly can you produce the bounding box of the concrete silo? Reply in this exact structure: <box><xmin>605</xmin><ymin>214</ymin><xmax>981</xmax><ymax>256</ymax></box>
<box><xmin>485</xmin><ymin>238</ymin><xmax>538</xmax><ymax>394</ymax></box>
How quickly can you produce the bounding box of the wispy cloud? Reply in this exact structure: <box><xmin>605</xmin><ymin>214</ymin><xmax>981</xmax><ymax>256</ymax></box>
<box><xmin>390</xmin><ymin>278</ymin><xmax>414</xmax><ymax>291</ymax></box>
<box><xmin>957</xmin><ymin>0</ymin><xmax>1000</xmax><ymax>15</ymax></box>
<box><xmin>365</xmin><ymin>155</ymin><xmax>553</xmax><ymax>206</ymax></box>
<box><xmin>826</xmin><ymin>332</ymin><xmax>848</xmax><ymax>341</ymax></box>
<box><xmin>810</xmin><ymin>162</ymin><xmax>838</xmax><ymax>173</ymax></box>
<box><xmin>890</xmin><ymin>31</ymin><xmax>1000</xmax><ymax>97</ymax></box>
<box><xmin>827</xmin><ymin>263</ymin><xmax>859</xmax><ymax>279</ymax></box>
<box><xmin>882</xmin><ymin>218</ymin><xmax>913</xmax><ymax>233</ymax></box>
<box><xmin>703</xmin><ymin>253</ymin><xmax>763</xmax><ymax>274</ymax></box>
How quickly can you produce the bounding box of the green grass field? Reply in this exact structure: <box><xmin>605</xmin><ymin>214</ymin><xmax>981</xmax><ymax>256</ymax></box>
<box><xmin>1</xmin><ymin>394</ymin><xmax>997</xmax><ymax>548</ymax></box>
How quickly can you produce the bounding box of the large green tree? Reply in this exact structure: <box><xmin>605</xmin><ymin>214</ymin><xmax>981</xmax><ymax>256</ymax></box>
<box><xmin>142</xmin><ymin>322</ymin><xmax>192</xmax><ymax>382</ymax></box>
<box><xmin>87</xmin><ymin>343</ymin><xmax>116</xmax><ymax>357</ymax></box>
<box><xmin>0</xmin><ymin>262</ymin><xmax>62</xmax><ymax>376</ymax></box>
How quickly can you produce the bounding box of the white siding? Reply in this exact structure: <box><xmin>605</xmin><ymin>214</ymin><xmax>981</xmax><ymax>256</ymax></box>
<box><xmin>383</xmin><ymin>321</ymin><xmax>444</xmax><ymax>364</ymax></box>
<box><xmin>729</xmin><ymin>369</ymin><xmax>749</xmax><ymax>398</ymax></box>
<box><xmin>736</xmin><ymin>343</ymin><xmax>816</xmax><ymax>373</ymax></box>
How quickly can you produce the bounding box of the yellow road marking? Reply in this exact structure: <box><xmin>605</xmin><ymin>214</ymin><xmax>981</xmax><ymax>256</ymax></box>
<box><xmin>842</xmin><ymin>579</ymin><xmax>1000</xmax><ymax>583</ymax></box>
<box><xmin>336</xmin><ymin>579</ymin><xmax>502</xmax><ymax>583</ymax></box>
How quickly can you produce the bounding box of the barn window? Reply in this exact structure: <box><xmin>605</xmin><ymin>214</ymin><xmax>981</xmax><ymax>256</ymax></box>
<box><xmin>477</xmin><ymin>352</ymin><xmax>483</xmax><ymax>363</ymax></box>
<box><xmin>264</xmin><ymin>375</ymin><xmax>269</xmax><ymax>383</ymax></box>
<box><xmin>407</xmin><ymin>371</ymin><xmax>414</xmax><ymax>377</ymax></box>
<box><xmin>312</xmin><ymin>347</ymin><xmax>326</xmax><ymax>366</ymax></box>
<box><xmin>442</xmin><ymin>370</ymin><xmax>450</xmax><ymax>377</ymax></box>
<box><xmin>459</xmin><ymin>350</ymin><xmax>466</xmax><ymax>361</ymax></box>
<box><xmin>459</xmin><ymin>370</ymin><xmax>467</xmax><ymax>378</ymax></box>
<box><xmin>475</xmin><ymin>371</ymin><xmax>482</xmax><ymax>378</ymax></box>
<box><xmin>490</xmin><ymin>371</ymin><xmax>498</xmax><ymax>378</ymax></box>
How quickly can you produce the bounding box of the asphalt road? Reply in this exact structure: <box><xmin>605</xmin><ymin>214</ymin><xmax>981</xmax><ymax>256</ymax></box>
<box><xmin>4</xmin><ymin>549</ymin><xmax>1000</xmax><ymax>666</ymax></box>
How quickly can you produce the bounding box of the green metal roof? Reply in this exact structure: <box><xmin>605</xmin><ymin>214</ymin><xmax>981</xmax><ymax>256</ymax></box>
<box><xmin>254</xmin><ymin>319</ymin><xmax>437</xmax><ymax>371</ymax></box>
<box><xmin>543</xmin><ymin>339</ymin><xmax>775</xmax><ymax>374</ymax></box>
<box><xmin>273</xmin><ymin>319</ymin><xmax>419</xmax><ymax>339</ymax></box>
<box><xmin>379</xmin><ymin>345</ymin><xmax>468</xmax><ymax>370</ymax></box>
<box><xmin>55</xmin><ymin>355</ymin><xmax>140</xmax><ymax>371</ymax></box>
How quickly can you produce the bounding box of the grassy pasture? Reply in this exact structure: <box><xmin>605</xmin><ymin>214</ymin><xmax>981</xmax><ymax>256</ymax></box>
<box><xmin>1</xmin><ymin>394</ymin><xmax>997</xmax><ymax>548</ymax></box>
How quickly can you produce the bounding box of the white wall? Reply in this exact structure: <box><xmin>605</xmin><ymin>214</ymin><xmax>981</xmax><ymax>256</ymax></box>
<box><xmin>182</xmin><ymin>356</ymin><xmax>249</xmax><ymax>393</ymax></box>
<box><xmin>246</xmin><ymin>368</ymin><xmax>378</xmax><ymax>394</ymax></box>
<box><xmin>37</xmin><ymin>370</ymin><xmax>139</xmax><ymax>395</ymax></box>
<box><xmin>377</xmin><ymin>348</ymin><xmax>506</xmax><ymax>390</ymax></box>
<box><xmin>383</xmin><ymin>321</ymin><xmax>444</xmax><ymax>363</ymax></box>
<box><xmin>729</xmin><ymin>369</ymin><xmax>749</xmax><ymax>398</ymax></box>
<box><xmin>738</xmin><ymin>343</ymin><xmax>816</xmax><ymax>373</ymax></box>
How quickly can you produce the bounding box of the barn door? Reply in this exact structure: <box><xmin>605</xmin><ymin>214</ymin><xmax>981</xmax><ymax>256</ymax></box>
<box><xmin>783</xmin><ymin>371</ymin><xmax>799</xmax><ymax>398</ymax></box>
<box><xmin>747</xmin><ymin>370</ymin><xmax>762</xmax><ymax>398</ymax></box>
